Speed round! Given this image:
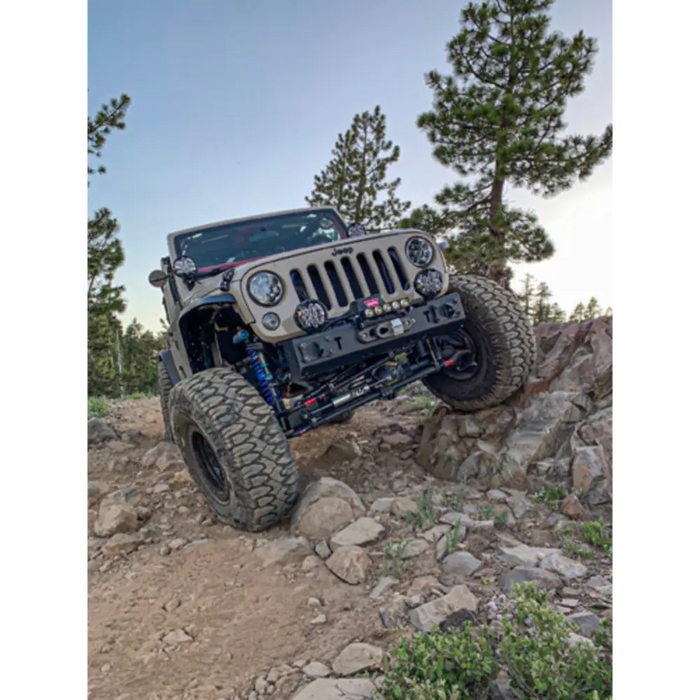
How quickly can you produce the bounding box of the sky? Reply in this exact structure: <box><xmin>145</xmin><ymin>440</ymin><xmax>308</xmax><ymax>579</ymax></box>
<box><xmin>88</xmin><ymin>0</ymin><xmax>612</xmax><ymax>331</ymax></box>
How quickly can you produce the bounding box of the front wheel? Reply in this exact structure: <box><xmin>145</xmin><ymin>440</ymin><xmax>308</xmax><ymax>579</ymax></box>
<box><xmin>168</xmin><ymin>367</ymin><xmax>300</xmax><ymax>531</ymax></box>
<box><xmin>422</xmin><ymin>275</ymin><xmax>536</xmax><ymax>412</ymax></box>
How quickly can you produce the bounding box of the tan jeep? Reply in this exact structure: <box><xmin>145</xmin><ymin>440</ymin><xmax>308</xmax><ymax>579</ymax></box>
<box><xmin>149</xmin><ymin>206</ymin><xmax>535</xmax><ymax>531</ymax></box>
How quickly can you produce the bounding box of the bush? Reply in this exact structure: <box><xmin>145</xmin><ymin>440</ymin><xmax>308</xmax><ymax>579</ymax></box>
<box><xmin>379</xmin><ymin>623</ymin><xmax>496</xmax><ymax>699</ymax></box>
<box><xmin>379</xmin><ymin>583</ymin><xmax>612</xmax><ymax>700</ymax></box>
<box><xmin>497</xmin><ymin>583</ymin><xmax>612</xmax><ymax>699</ymax></box>
<box><xmin>88</xmin><ymin>396</ymin><xmax>109</xmax><ymax>418</ymax></box>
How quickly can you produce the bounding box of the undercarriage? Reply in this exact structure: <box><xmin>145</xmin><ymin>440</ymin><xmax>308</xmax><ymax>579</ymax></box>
<box><xmin>236</xmin><ymin>292</ymin><xmax>470</xmax><ymax>436</ymax></box>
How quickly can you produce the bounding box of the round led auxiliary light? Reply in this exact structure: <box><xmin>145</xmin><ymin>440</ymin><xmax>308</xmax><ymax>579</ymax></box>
<box><xmin>414</xmin><ymin>268</ymin><xmax>444</xmax><ymax>300</ymax></box>
<box><xmin>294</xmin><ymin>299</ymin><xmax>328</xmax><ymax>331</ymax></box>
<box><xmin>172</xmin><ymin>256</ymin><xmax>197</xmax><ymax>276</ymax></box>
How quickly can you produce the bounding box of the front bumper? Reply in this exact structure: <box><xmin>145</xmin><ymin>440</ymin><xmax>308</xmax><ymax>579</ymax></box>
<box><xmin>282</xmin><ymin>292</ymin><xmax>466</xmax><ymax>379</ymax></box>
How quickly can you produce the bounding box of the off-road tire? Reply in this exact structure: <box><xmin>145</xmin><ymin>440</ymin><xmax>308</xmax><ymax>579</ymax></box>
<box><xmin>158</xmin><ymin>361</ymin><xmax>174</xmax><ymax>441</ymax></box>
<box><xmin>422</xmin><ymin>274</ymin><xmax>536</xmax><ymax>412</ymax></box>
<box><xmin>168</xmin><ymin>367</ymin><xmax>299</xmax><ymax>532</ymax></box>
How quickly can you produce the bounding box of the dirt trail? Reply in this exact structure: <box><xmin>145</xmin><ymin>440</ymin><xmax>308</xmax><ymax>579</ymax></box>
<box><xmin>88</xmin><ymin>398</ymin><xmax>426</xmax><ymax>700</ymax></box>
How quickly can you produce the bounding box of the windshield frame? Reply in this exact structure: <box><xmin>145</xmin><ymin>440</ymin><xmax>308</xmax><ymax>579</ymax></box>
<box><xmin>170</xmin><ymin>207</ymin><xmax>348</xmax><ymax>276</ymax></box>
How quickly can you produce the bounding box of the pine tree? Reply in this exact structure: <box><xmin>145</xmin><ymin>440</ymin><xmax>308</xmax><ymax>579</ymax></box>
<box><xmin>584</xmin><ymin>296</ymin><xmax>603</xmax><ymax>319</ymax></box>
<box><xmin>416</xmin><ymin>0</ymin><xmax>612</xmax><ymax>285</ymax></box>
<box><xmin>88</xmin><ymin>93</ymin><xmax>131</xmax><ymax>397</ymax></box>
<box><xmin>306</xmin><ymin>106</ymin><xmax>411</xmax><ymax>230</ymax></box>
<box><xmin>569</xmin><ymin>302</ymin><xmax>586</xmax><ymax>322</ymax></box>
<box><xmin>517</xmin><ymin>273</ymin><xmax>537</xmax><ymax>320</ymax></box>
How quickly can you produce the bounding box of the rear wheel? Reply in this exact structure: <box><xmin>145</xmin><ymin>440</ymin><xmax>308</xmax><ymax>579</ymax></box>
<box><xmin>422</xmin><ymin>275</ymin><xmax>536</xmax><ymax>411</ymax></box>
<box><xmin>168</xmin><ymin>367</ymin><xmax>299</xmax><ymax>531</ymax></box>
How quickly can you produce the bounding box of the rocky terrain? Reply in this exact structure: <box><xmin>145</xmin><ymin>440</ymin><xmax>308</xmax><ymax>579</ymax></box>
<box><xmin>87</xmin><ymin>318</ymin><xmax>612</xmax><ymax>700</ymax></box>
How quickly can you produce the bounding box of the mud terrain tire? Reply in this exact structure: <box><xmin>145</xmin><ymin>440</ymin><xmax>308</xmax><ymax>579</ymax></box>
<box><xmin>422</xmin><ymin>274</ymin><xmax>536</xmax><ymax>412</ymax></box>
<box><xmin>158</xmin><ymin>361</ymin><xmax>174</xmax><ymax>441</ymax></box>
<box><xmin>168</xmin><ymin>367</ymin><xmax>299</xmax><ymax>531</ymax></box>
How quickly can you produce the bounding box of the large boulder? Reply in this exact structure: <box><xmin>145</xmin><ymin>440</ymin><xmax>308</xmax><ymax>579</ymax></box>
<box><xmin>417</xmin><ymin>318</ymin><xmax>612</xmax><ymax>498</ymax></box>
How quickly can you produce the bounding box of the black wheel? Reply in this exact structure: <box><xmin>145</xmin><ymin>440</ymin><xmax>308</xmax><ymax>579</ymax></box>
<box><xmin>328</xmin><ymin>410</ymin><xmax>354</xmax><ymax>424</ymax></box>
<box><xmin>168</xmin><ymin>367</ymin><xmax>300</xmax><ymax>532</ymax></box>
<box><xmin>422</xmin><ymin>275</ymin><xmax>536</xmax><ymax>411</ymax></box>
<box><xmin>158</xmin><ymin>361</ymin><xmax>174</xmax><ymax>441</ymax></box>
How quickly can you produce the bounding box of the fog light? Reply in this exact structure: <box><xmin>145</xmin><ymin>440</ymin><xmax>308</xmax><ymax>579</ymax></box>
<box><xmin>262</xmin><ymin>312</ymin><xmax>280</xmax><ymax>330</ymax></box>
<box><xmin>391</xmin><ymin>301</ymin><xmax>400</xmax><ymax>310</ymax></box>
<box><xmin>365</xmin><ymin>308</ymin><xmax>374</xmax><ymax>318</ymax></box>
<box><xmin>400</xmin><ymin>298</ymin><xmax>409</xmax><ymax>308</ymax></box>
<box><xmin>375</xmin><ymin>306</ymin><xmax>384</xmax><ymax>315</ymax></box>
<box><xmin>383</xmin><ymin>303</ymin><xmax>392</xmax><ymax>313</ymax></box>
<box><xmin>294</xmin><ymin>300</ymin><xmax>328</xmax><ymax>331</ymax></box>
<box><xmin>415</xmin><ymin>268</ymin><xmax>444</xmax><ymax>300</ymax></box>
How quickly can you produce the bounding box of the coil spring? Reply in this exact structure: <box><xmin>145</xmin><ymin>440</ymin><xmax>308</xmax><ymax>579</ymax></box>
<box><xmin>247</xmin><ymin>348</ymin><xmax>281</xmax><ymax>410</ymax></box>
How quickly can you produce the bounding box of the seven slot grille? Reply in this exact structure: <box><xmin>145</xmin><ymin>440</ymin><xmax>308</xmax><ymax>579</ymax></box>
<box><xmin>289</xmin><ymin>248</ymin><xmax>410</xmax><ymax>311</ymax></box>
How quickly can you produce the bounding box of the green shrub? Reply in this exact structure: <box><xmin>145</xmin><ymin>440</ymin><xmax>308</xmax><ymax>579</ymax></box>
<box><xmin>88</xmin><ymin>396</ymin><xmax>109</xmax><ymax>418</ymax></box>
<box><xmin>533</xmin><ymin>485</ymin><xmax>572</xmax><ymax>510</ymax></box>
<box><xmin>581</xmin><ymin>518</ymin><xmax>612</xmax><ymax>559</ymax></box>
<box><xmin>498</xmin><ymin>583</ymin><xmax>612</xmax><ymax>700</ymax></box>
<box><xmin>380</xmin><ymin>623</ymin><xmax>496</xmax><ymax>699</ymax></box>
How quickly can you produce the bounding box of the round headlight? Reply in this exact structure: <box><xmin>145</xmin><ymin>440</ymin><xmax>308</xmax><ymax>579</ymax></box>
<box><xmin>414</xmin><ymin>268</ymin><xmax>444</xmax><ymax>300</ymax></box>
<box><xmin>248</xmin><ymin>272</ymin><xmax>284</xmax><ymax>307</ymax></box>
<box><xmin>405</xmin><ymin>237</ymin><xmax>434</xmax><ymax>267</ymax></box>
<box><xmin>172</xmin><ymin>256</ymin><xmax>197</xmax><ymax>277</ymax></box>
<box><xmin>294</xmin><ymin>300</ymin><xmax>328</xmax><ymax>331</ymax></box>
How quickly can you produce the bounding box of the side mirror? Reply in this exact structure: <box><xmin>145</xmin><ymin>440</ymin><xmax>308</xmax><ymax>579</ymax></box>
<box><xmin>348</xmin><ymin>222</ymin><xmax>368</xmax><ymax>238</ymax></box>
<box><xmin>148</xmin><ymin>269</ymin><xmax>169</xmax><ymax>288</ymax></box>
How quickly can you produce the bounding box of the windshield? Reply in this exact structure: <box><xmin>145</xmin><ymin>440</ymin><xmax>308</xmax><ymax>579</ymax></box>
<box><xmin>173</xmin><ymin>209</ymin><xmax>347</xmax><ymax>273</ymax></box>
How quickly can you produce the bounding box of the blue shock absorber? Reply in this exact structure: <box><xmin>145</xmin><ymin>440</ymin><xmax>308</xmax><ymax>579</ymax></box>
<box><xmin>247</xmin><ymin>347</ymin><xmax>282</xmax><ymax>411</ymax></box>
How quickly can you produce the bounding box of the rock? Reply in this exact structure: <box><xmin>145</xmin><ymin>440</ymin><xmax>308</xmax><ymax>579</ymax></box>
<box><xmin>315</xmin><ymin>541</ymin><xmax>332</xmax><ymax>559</ymax></box>
<box><xmin>332</xmin><ymin>642</ymin><xmax>383</xmax><ymax>676</ymax></box>
<box><xmin>499</xmin><ymin>567</ymin><xmax>563</xmax><ymax>593</ymax></box>
<box><xmin>438</xmin><ymin>608</ymin><xmax>478</xmax><ymax>632</ymax></box>
<box><xmin>572</xmin><ymin>445</ymin><xmax>611</xmax><ymax>506</ymax></box>
<box><xmin>586</xmin><ymin>575</ymin><xmax>613</xmax><ymax>596</ymax></box>
<box><xmin>492</xmin><ymin>504</ymin><xmax>516</xmax><ymax>526</ymax></box>
<box><xmin>566</xmin><ymin>611</ymin><xmax>603</xmax><ymax>635</ymax></box>
<box><xmin>310</xmin><ymin>613</ymin><xmax>327</xmax><ymax>625</ymax></box>
<box><xmin>162</xmin><ymin>628</ymin><xmax>193</xmax><ymax>645</ymax></box>
<box><xmin>441</xmin><ymin>551</ymin><xmax>483</xmax><ymax>578</ymax></box>
<box><xmin>94</xmin><ymin>500</ymin><xmax>139</xmax><ymax>537</ymax></box>
<box><xmin>171</xmin><ymin>470</ymin><xmax>193</xmax><ymax>486</ymax></box>
<box><xmin>379</xmin><ymin>594</ymin><xmax>409</xmax><ymax>628</ymax></box>
<box><xmin>256</xmin><ymin>537</ymin><xmax>312</xmax><ymax>567</ymax></box>
<box><xmin>540</xmin><ymin>552</ymin><xmax>588</xmax><ymax>580</ymax></box>
<box><xmin>458</xmin><ymin>450</ymin><xmax>500</xmax><ymax>482</ymax></box>
<box><xmin>391</xmin><ymin>497</ymin><xmax>418</xmax><ymax>519</ymax></box>
<box><xmin>292</xmin><ymin>678</ymin><xmax>378</xmax><ymax>700</ymax></box>
<box><xmin>291</xmin><ymin>478</ymin><xmax>364</xmax><ymax>539</ymax></box>
<box><xmin>370</xmin><ymin>576</ymin><xmax>399</xmax><ymax>600</ymax></box>
<box><xmin>142</xmin><ymin>441</ymin><xmax>185</xmax><ymax>471</ymax></box>
<box><xmin>302</xmin><ymin>662</ymin><xmax>331</xmax><ymax>679</ymax></box>
<box><xmin>487</xmin><ymin>489</ymin><xmax>508</xmax><ymax>502</ymax></box>
<box><xmin>498</xmin><ymin>544</ymin><xmax>560</xmax><ymax>568</ymax></box>
<box><xmin>330</xmin><ymin>518</ymin><xmax>385</xmax><ymax>550</ymax></box>
<box><xmin>153</xmin><ymin>483</ymin><xmax>170</xmax><ymax>494</ymax></box>
<box><xmin>401</xmin><ymin>539</ymin><xmax>431</xmax><ymax>559</ymax></box>
<box><xmin>490</xmin><ymin>671</ymin><xmax>520</xmax><ymax>700</ymax></box>
<box><xmin>561</xmin><ymin>494</ymin><xmax>590</xmax><ymax>521</ymax></box>
<box><xmin>163</xmin><ymin>598</ymin><xmax>181</xmax><ymax>612</ymax></box>
<box><xmin>370</xmin><ymin>497</ymin><xmax>394</xmax><ymax>513</ymax></box>
<box><xmin>88</xmin><ymin>481</ymin><xmax>107</xmax><ymax>508</ymax></box>
<box><xmin>88</xmin><ymin>418</ymin><xmax>118</xmax><ymax>445</ymax></box>
<box><xmin>566</xmin><ymin>632</ymin><xmax>594</xmax><ymax>648</ymax></box>
<box><xmin>294</xmin><ymin>498</ymin><xmax>355</xmax><ymax>540</ymax></box>
<box><xmin>323</xmin><ymin>439</ymin><xmax>362</xmax><ymax>462</ymax></box>
<box><xmin>158</xmin><ymin>544</ymin><xmax>171</xmax><ymax>556</ymax></box>
<box><xmin>325</xmin><ymin>545</ymin><xmax>371</xmax><ymax>584</ymax></box>
<box><xmin>421</xmin><ymin>524</ymin><xmax>451</xmax><ymax>543</ymax></box>
<box><xmin>458</xmin><ymin>416</ymin><xmax>481</xmax><ymax>438</ymax></box>
<box><xmin>254</xmin><ymin>676</ymin><xmax>269</xmax><ymax>694</ymax></box>
<box><xmin>168</xmin><ymin>538</ymin><xmax>187</xmax><ymax>551</ymax></box>
<box><xmin>103</xmin><ymin>532</ymin><xmax>144</xmax><ymax>557</ymax></box>
<box><xmin>409</xmin><ymin>584</ymin><xmax>479</xmax><ymax>633</ymax></box>
<box><xmin>407</xmin><ymin>575</ymin><xmax>441</xmax><ymax>597</ymax></box>
<box><xmin>302</xmin><ymin>555</ymin><xmax>324</xmax><ymax>572</ymax></box>
<box><xmin>383</xmin><ymin>433</ymin><xmax>413</xmax><ymax>447</ymax></box>
<box><xmin>506</xmin><ymin>492</ymin><xmax>536</xmax><ymax>519</ymax></box>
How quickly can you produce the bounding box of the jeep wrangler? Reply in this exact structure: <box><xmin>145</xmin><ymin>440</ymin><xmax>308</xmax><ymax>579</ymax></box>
<box><xmin>149</xmin><ymin>207</ymin><xmax>536</xmax><ymax>531</ymax></box>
